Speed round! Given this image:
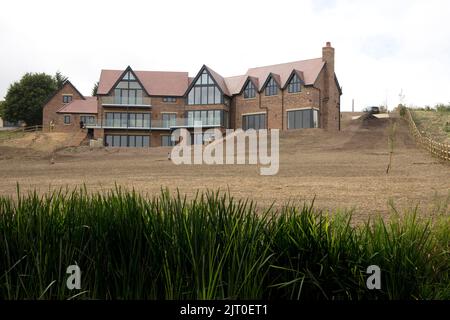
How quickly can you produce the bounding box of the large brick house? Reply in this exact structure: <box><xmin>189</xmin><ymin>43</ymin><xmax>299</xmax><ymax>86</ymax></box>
<box><xmin>43</xmin><ymin>42</ymin><xmax>341</xmax><ymax>147</ymax></box>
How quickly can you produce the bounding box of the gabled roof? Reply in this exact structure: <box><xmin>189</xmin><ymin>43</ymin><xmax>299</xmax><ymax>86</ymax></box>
<box><xmin>204</xmin><ymin>66</ymin><xmax>230</xmax><ymax>96</ymax></box>
<box><xmin>97</xmin><ymin>67</ymin><xmax>189</xmax><ymax>96</ymax></box>
<box><xmin>184</xmin><ymin>65</ymin><xmax>231</xmax><ymax>97</ymax></box>
<box><xmin>95</xmin><ymin>55</ymin><xmax>332</xmax><ymax>98</ymax></box>
<box><xmin>224</xmin><ymin>75</ymin><xmax>260</xmax><ymax>95</ymax></box>
<box><xmin>335</xmin><ymin>74</ymin><xmax>343</xmax><ymax>95</ymax></box>
<box><xmin>260</xmin><ymin>73</ymin><xmax>281</xmax><ymax>92</ymax></box>
<box><xmin>43</xmin><ymin>80</ymin><xmax>85</xmax><ymax>107</ymax></box>
<box><xmin>57</xmin><ymin>96</ymin><xmax>97</xmax><ymax>114</ymax></box>
<box><xmin>224</xmin><ymin>75</ymin><xmax>247</xmax><ymax>96</ymax></box>
<box><xmin>282</xmin><ymin>69</ymin><xmax>305</xmax><ymax>89</ymax></box>
<box><xmin>246</xmin><ymin>58</ymin><xmax>325</xmax><ymax>90</ymax></box>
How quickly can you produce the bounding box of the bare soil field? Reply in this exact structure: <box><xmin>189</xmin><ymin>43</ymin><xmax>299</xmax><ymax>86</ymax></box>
<box><xmin>0</xmin><ymin>113</ymin><xmax>449</xmax><ymax>222</ymax></box>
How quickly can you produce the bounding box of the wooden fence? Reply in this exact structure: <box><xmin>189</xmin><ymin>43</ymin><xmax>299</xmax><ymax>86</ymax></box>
<box><xmin>404</xmin><ymin>108</ymin><xmax>450</xmax><ymax>162</ymax></box>
<box><xmin>0</xmin><ymin>125</ymin><xmax>43</xmax><ymax>141</ymax></box>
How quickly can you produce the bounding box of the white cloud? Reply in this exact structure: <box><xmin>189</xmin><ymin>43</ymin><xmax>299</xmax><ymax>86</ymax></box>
<box><xmin>1</xmin><ymin>0</ymin><xmax>450</xmax><ymax>110</ymax></box>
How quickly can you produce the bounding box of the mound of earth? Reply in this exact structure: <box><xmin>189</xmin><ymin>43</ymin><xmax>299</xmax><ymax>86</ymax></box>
<box><xmin>0</xmin><ymin>132</ymin><xmax>73</xmax><ymax>153</ymax></box>
<box><xmin>357</xmin><ymin>113</ymin><xmax>382</xmax><ymax>128</ymax></box>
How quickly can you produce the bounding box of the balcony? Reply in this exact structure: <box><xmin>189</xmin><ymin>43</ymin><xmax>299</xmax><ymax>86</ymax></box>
<box><xmin>85</xmin><ymin>119</ymin><xmax>151</xmax><ymax>130</ymax></box>
<box><xmin>85</xmin><ymin>118</ymin><xmax>224</xmax><ymax>130</ymax></box>
<box><xmin>101</xmin><ymin>96</ymin><xmax>152</xmax><ymax>108</ymax></box>
<box><xmin>171</xmin><ymin>118</ymin><xmax>222</xmax><ymax>128</ymax></box>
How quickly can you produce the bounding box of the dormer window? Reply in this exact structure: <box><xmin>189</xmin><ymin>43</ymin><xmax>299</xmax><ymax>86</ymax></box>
<box><xmin>265</xmin><ymin>77</ymin><xmax>278</xmax><ymax>96</ymax></box>
<box><xmin>187</xmin><ymin>70</ymin><xmax>222</xmax><ymax>105</ymax></box>
<box><xmin>244</xmin><ymin>81</ymin><xmax>256</xmax><ymax>99</ymax></box>
<box><xmin>288</xmin><ymin>74</ymin><xmax>301</xmax><ymax>93</ymax></box>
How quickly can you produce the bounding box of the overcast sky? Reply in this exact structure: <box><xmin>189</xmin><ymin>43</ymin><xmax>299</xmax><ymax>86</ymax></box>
<box><xmin>1</xmin><ymin>0</ymin><xmax>449</xmax><ymax>111</ymax></box>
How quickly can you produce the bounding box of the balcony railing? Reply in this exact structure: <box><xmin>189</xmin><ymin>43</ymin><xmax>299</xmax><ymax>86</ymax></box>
<box><xmin>85</xmin><ymin>120</ymin><xmax>151</xmax><ymax>130</ymax></box>
<box><xmin>85</xmin><ymin>118</ymin><xmax>223</xmax><ymax>130</ymax></box>
<box><xmin>101</xmin><ymin>96</ymin><xmax>152</xmax><ymax>107</ymax></box>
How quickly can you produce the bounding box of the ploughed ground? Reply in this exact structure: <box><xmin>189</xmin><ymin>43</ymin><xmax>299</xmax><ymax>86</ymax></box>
<box><xmin>0</xmin><ymin>113</ymin><xmax>449</xmax><ymax>222</ymax></box>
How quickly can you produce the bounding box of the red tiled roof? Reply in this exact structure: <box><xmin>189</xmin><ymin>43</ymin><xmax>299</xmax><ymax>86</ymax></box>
<box><xmin>270</xmin><ymin>73</ymin><xmax>282</xmax><ymax>87</ymax></box>
<box><xmin>57</xmin><ymin>97</ymin><xmax>97</xmax><ymax>114</ymax></box>
<box><xmin>204</xmin><ymin>66</ymin><xmax>230</xmax><ymax>96</ymax></box>
<box><xmin>97</xmin><ymin>69</ymin><xmax>189</xmax><ymax>96</ymax></box>
<box><xmin>96</xmin><ymin>57</ymin><xmax>325</xmax><ymax>98</ymax></box>
<box><xmin>224</xmin><ymin>75</ymin><xmax>248</xmax><ymax>95</ymax></box>
<box><xmin>246</xmin><ymin>58</ymin><xmax>325</xmax><ymax>91</ymax></box>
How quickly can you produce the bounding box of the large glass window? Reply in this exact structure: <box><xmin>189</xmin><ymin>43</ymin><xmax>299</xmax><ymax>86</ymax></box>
<box><xmin>121</xmin><ymin>112</ymin><xmax>128</xmax><ymax>127</ymax></box>
<box><xmin>242</xmin><ymin>113</ymin><xmax>266</xmax><ymax>130</ymax></box>
<box><xmin>265</xmin><ymin>77</ymin><xmax>278</xmax><ymax>96</ymax></box>
<box><xmin>287</xmin><ymin>109</ymin><xmax>319</xmax><ymax>129</ymax></box>
<box><xmin>313</xmin><ymin>109</ymin><xmax>319</xmax><ymax>128</ymax></box>
<box><xmin>288</xmin><ymin>74</ymin><xmax>301</xmax><ymax>93</ymax></box>
<box><xmin>244</xmin><ymin>81</ymin><xmax>256</xmax><ymax>99</ymax></box>
<box><xmin>113</xmin><ymin>71</ymin><xmax>144</xmax><ymax>105</ymax></box>
<box><xmin>187</xmin><ymin>70</ymin><xmax>223</xmax><ymax>105</ymax></box>
<box><xmin>80</xmin><ymin>115</ymin><xmax>96</xmax><ymax>125</ymax></box>
<box><xmin>143</xmin><ymin>136</ymin><xmax>150</xmax><ymax>147</ymax></box>
<box><xmin>104</xmin><ymin>112</ymin><xmax>151</xmax><ymax>128</ymax></box>
<box><xmin>162</xmin><ymin>113</ymin><xmax>176</xmax><ymax>128</ymax></box>
<box><xmin>104</xmin><ymin>135</ymin><xmax>150</xmax><ymax>147</ymax></box>
<box><xmin>186</xmin><ymin>110</ymin><xmax>225</xmax><ymax>127</ymax></box>
<box><xmin>105</xmin><ymin>113</ymin><xmax>113</xmax><ymax>127</ymax></box>
<box><xmin>161</xmin><ymin>135</ymin><xmax>175</xmax><ymax>147</ymax></box>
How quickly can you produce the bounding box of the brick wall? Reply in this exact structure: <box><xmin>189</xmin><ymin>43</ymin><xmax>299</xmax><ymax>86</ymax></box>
<box><xmin>233</xmin><ymin>85</ymin><xmax>322</xmax><ymax>130</ymax></box>
<box><xmin>42</xmin><ymin>82</ymin><xmax>84</xmax><ymax>132</ymax></box>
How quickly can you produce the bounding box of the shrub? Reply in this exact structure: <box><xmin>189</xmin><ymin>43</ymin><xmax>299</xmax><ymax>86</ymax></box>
<box><xmin>398</xmin><ymin>104</ymin><xmax>407</xmax><ymax>117</ymax></box>
<box><xmin>436</xmin><ymin>103</ymin><xmax>450</xmax><ymax>113</ymax></box>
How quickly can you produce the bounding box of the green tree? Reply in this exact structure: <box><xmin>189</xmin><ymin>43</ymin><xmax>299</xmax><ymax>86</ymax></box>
<box><xmin>0</xmin><ymin>101</ymin><xmax>4</xmax><ymax>118</ymax></box>
<box><xmin>54</xmin><ymin>71</ymin><xmax>68</xmax><ymax>89</ymax></box>
<box><xmin>3</xmin><ymin>73</ymin><xmax>57</xmax><ymax>126</ymax></box>
<box><xmin>92</xmin><ymin>81</ymin><xmax>99</xmax><ymax>96</ymax></box>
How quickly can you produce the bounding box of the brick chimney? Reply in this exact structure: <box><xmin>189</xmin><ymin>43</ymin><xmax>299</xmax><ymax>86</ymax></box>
<box><xmin>321</xmin><ymin>42</ymin><xmax>340</xmax><ymax>131</ymax></box>
<box><xmin>322</xmin><ymin>42</ymin><xmax>335</xmax><ymax>75</ymax></box>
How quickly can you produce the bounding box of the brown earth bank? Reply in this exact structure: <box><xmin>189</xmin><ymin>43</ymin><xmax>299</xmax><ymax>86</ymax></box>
<box><xmin>0</xmin><ymin>113</ymin><xmax>449</xmax><ymax>223</ymax></box>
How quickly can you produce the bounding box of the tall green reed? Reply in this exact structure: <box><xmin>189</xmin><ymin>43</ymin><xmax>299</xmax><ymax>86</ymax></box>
<box><xmin>0</xmin><ymin>187</ymin><xmax>448</xmax><ymax>300</ymax></box>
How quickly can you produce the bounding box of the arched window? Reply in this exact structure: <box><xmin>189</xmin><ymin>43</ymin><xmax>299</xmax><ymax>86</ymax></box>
<box><xmin>114</xmin><ymin>71</ymin><xmax>143</xmax><ymax>105</ymax></box>
<box><xmin>288</xmin><ymin>74</ymin><xmax>301</xmax><ymax>93</ymax></box>
<box><xmin>244</xmin><ymin>81</ymin><xmax>256</xmax><ymax>99</ymax></box>
<box><xmin>265</xmin><ymin>77</ymin><xmax>278</xmax><ymax>96</ymax></box>
<box><xmin>187</xmin><ymin>70</ymin><xmax>222</xmax><ymax>105</ymax></box>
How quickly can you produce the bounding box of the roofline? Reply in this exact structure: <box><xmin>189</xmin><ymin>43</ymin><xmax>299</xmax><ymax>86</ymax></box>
<box><xmin>313</xmin><ymin>63</ymin><xmax>327</xmax><ymax>87</ymax></box>
<box><xmin>56</xmin><ymin>97</ymin><xmax>98</xmax><ymax>114</ymax></box>
<box><xmin>259</xmin><ymin>73</ymin><xmax>281</xmax><ymax>93</ymax></box>
<box><xmin>183</xmin><ymin>65</ymin><xmax>231</xmax><ymax>98</ymax></box>
<box><xmin>204</xmin><ymin>65</ymin><xmax>232</xmax><ymax>97</ymax></box>
<box><xmin>105</xmin><ymin>66</ymin><xmax>151</xmax><ymax>96</ymax></box>
<box><xmin>236</xmin><ymin>76</ymin><xmax>258</xmax><ymax>96</ymax></box>
<box><xmin>247</xmin><ymin>57</ymin><xmax>323</xmax><ymax>73</ymax></box>
<box><xmin>335</xmin><ymin>74</ymin><xmax>343</xmax><ymax>95</ymax></box>
<box><xmin>56</xmin><ymin>110</ymin><xmax>98</xmax><ymax>114</ymax></box>
<box><xmin>282</xmin><ymin>69</ymin><xmax>305</xmax><ymax>90</ymax></box>
<box><xmin>42</xmin><ymin>80</ymin><xmax>85</xmax><ymax>108</ymax></box>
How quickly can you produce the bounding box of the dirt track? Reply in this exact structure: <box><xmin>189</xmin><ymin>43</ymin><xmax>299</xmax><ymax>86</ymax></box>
<box><xmin>0</xmin><ymin>114</ymin><xmax>449</xmax><ymax>222</ymax></box>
